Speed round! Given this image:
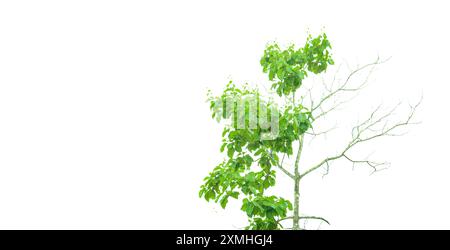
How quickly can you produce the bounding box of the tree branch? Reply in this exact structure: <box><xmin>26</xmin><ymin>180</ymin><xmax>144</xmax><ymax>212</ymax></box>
<box><xmin>277</xmin><ymin>215</ymin><xmax>330</xmax><ymax>225</ymax></box>
<box><xmin>270</xmin><ymin>152</ymin><xmax>295</xmax><ymax>179</ymax></box>
<box><xmin>310</xmin><ymin>57</ymin><xmax>389</xmax><ymax>122</ymax></box>
<box><xmin>299</xmin><ymin>216</ymin><xmax>330</xmax><ymax>225</ymax></box>
<box><xmin>300</xmin><ymin>96</ymin><xmax>421</xmax><ymax>179</ymax></box>
<box><xmin>277</xmin><ymin>163</ymin><xmax>295</xmax><ymax>179</ymax></box>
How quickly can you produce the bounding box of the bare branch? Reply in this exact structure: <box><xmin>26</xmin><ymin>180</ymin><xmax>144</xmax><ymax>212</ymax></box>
<box><xmin>300</xmin><ymin>96</ymin><xmax>421</xmax><ymax>179</ymax></box>
<box><xmin>270</xmin><ymin>152</ymin><xmax>295</xmax><ymax>179</ymax></box>
<box><xmin>277</xmin><ymin>162</ymin><xmax>295</xmax><ymax>179</ymax></box>
<box><xmin>310</xmin><ymin>57</ymin><xmax>389</xmax><ymax>121</ymax></box>
<box><xmin>305</xmin><ymin>123</ymin><xmax>338</xmax><ymax>138</ymax></box>
<box><xmin>343</xmin><ymin>154</ymin><xmax>389</xmax><ymax>175</ymax></box>
<box><xmin>300</xmin><ymin>216</ymin><xmax>330</xmax><ymax>225</ymax></box>
<box><xmin>278</xmin><ymin>215</ymin><xmax>330</xmax><ymax>225</ymax></box>
<box><xmin>277</xmin><ymin>216</ymin><xmax>293</xmax><ymax>223</ymax></box>
<box><xmin>322</xmin><ymin>161</ymin><xmax>331</xmax><ymax>178</ymax></box>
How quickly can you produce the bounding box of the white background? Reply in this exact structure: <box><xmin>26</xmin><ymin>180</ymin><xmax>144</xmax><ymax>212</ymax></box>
<box><xmin>0</xmin><ymin>0</ymin><xmax>449</xmax><ymax>229</ymax></box>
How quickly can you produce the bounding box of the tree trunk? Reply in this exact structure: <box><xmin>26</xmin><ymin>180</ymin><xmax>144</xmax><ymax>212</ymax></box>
<box><xmin>293</xmin><ymin>175</ymin><xmax>300</xmax><ymax>229</ymax></box>
<box><xmin>292</xmin><ymin>135</ymin><xmax>304</xmax><ymax>230</ymax></box>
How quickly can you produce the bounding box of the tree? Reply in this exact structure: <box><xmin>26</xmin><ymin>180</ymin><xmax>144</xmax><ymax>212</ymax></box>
<box><xmin>199</xmin><ymin>32</ymin><xmax>420</xmax><ymax>230</ymax></box>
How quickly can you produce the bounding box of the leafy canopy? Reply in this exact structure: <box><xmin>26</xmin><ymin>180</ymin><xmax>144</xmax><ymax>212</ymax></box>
<box><xmin>261</xmin><ymin>33</ymin><xmax>333</xmax><ymax>96</ymax></box>
<box><xmin>199</xmin><ymin>33</ymin><xmax>333</xmax><ymax>230</ymax></box>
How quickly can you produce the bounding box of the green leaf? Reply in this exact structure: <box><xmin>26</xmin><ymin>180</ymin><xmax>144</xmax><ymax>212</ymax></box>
<box><xmin>227</xmin><ymin>146</ymin><xmax>234</xmax><ymax>158</ymax></box>
<box><xmin>220</xmin><ymin>195</ymin><xmax>229</xmax><ymax>209</ymax></box>
<box><xmin>245</xmin><ymin>203</ymin><xmax>254</xmax><ymax>217</ymax></box>
<box><xmin>286</xmin><ymin>200</ymin><xmax>293</xmax><ymax>210</ymax></box>
<box><xmin>205</xmin><ymin>190</ymin><xmax>216</xmax><ymax>201</ymax></box>
<box><xmin>229</xmin><ymin>191</ymin><xmax>239</xmax><ymax>199</ymax></box>
<box><xmin>244</xmin><ymin>155</ymin><xmax>253</xmax><ymax>165</ymax></box>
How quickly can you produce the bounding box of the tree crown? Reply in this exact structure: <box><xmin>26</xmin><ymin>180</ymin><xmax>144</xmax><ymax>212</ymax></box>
<box><xmin>200</xmin><ymin>33</ymin><xmax>334</xmax><ymax>229</ymax></box>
